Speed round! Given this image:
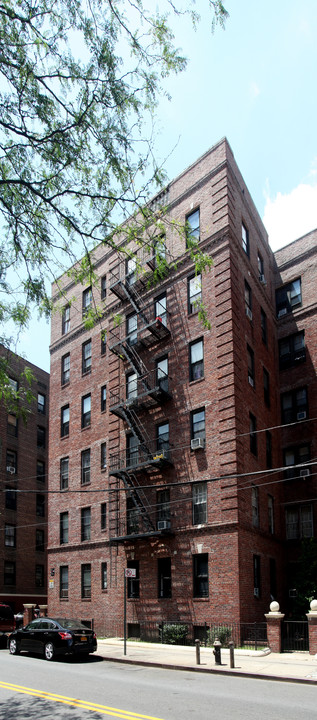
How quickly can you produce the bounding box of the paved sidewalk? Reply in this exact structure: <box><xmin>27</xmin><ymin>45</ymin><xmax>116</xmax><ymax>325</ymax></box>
<box><xmin>96</xmin><ymin>638</ymin><xmax>317</xmax><ymax>684</ymax></box>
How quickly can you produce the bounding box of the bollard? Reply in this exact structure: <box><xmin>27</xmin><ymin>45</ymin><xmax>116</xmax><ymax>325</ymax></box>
<box><xmin>229</xmin><ymin>640</ymin><xmax>235</xmax><ymax>668</ymax></box>
<box><xmin>213</xmin><ymin>637</ymin><xmax>222</xmax><ymax>665</ymax></box>
<box><xmin>195</xmin><ymin>639</ymin><xmax>201</xmax><ymax>665</ymax></box>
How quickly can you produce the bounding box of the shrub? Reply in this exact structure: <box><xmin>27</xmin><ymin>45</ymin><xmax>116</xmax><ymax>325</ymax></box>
<box><xmin>161</xmin><ymin>624</ymin><xmax>188</xmax><ymax>645</ymax></box>
<box><xmin>207</xmin><ymin>625</ymin><xmax>232</xmax><ymax>647</ymax></box>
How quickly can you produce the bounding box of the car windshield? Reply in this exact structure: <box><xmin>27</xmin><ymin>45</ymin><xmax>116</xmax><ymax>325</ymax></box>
<box><xmin>54</xmin><ymin>618</ymin><xmax>91</xmax><ymax>630</ymax></box>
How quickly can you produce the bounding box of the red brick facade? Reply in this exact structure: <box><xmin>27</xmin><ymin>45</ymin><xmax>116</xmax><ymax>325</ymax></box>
<box><xmin>0</xmin><ymin>346</ymin><xmax>49</xmax><ymax>613</ymax></box>
<box><xmin>47</xmin><ymin>138</ymin><xmax>317</xmax><ymax>637</ymax></box>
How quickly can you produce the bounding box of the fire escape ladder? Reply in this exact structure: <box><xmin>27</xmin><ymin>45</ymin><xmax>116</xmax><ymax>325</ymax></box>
<box><xmin>119</xmin><ymin>406</ymin><xmax>152</xmax><ymax>459</ymax></box>
<box><xmin>121</xmin><ymin>472</ymin><xmax>155</xmax><ymax>532</ymax></box>
<box><xmin>119</xmin><ymin>281</ymin><xmax>149</xmax><ymax>327</ymax></box>
<box><xmin>119</xmin><ymin>342</ymin><xmax>152</xmax><ymax>394</ymax></box>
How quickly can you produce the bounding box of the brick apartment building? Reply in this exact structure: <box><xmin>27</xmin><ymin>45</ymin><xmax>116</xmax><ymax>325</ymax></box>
<box><xmin>0</xmin><ymin>346</ymin><xmax>49</xmax><ymax>613</ymax></box>
<box><xmin>47</xmin><ymin>137</ymin><xmax>317</xmax><ymax>637</ymax></box>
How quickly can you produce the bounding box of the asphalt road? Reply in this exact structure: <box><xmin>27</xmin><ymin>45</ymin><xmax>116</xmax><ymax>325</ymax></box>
<box><xmin>0</xmin><ymin>648</ymin><xmax>316</xmax><ymax>720</ymax></box>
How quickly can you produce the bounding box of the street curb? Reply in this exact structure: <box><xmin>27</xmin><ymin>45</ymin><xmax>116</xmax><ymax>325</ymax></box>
<box><xmin>99</xmin><ymin>654</ymin><xmax>317</xmax><ymax>685</ymax></box>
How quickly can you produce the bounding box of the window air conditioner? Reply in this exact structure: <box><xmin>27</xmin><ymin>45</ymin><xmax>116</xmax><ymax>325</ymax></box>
<box><xmin>191</xmin><ymin>437</ymin><xmax>205</xmax><ymax>451</ymax></box>
<box><xmin>259</xmin><ymin>274</ymin><xmax>266</xmax><ymax>285</ymax></box>
<box><xmin>157</xmin><ymin>520</ymin><xmax>171</xmax><ymax>531</ymax></box>
<box><xmin>278</xmin><ymin>307</ymin><xmax>287</xmax><ymax>318</ymax></box>
<box><xmin>297</xmin><ymin>411</ymin><xmax>307</xmax><ymax>420</ymax></box>
<box><xmin>254</xmin><ymin>588</ymin><xmax>260</xmax><ymax>598</ymax></box>
<box><xmin>289</xmin><ymin>588</ymin><xmax>297</xmax><ymax>598</ymax></box>
<box><xmin>245</xmin><ymin>307</ymin><xmax>253</xmax><ymax>321</ymax></box>
<box><xmin>300</xmin><ymin>469</ymin><xmax>310</xmax><ymax>477</ymax></box>
<box><xmin>6</xmin><ymin>466</ymin><xmax>16</xmax><ymax>474</ymax></box>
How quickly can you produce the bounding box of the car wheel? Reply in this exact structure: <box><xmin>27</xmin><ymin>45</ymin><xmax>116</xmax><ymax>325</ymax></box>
<box><xmin>44</xmin><ymin>642</ymin><xmax>55</xmax><ymax>661</ymax></box>
<box><xmin>9</xmin><ymin>638</ymin><xmax>20</xmax><ymax>655</ymax></box>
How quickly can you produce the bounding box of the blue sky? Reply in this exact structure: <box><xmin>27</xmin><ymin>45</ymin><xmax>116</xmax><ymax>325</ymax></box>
<box><xmin>14</xmin><ymin>0</ymin><xmax>317</xmax><ymax>372</ymax></box>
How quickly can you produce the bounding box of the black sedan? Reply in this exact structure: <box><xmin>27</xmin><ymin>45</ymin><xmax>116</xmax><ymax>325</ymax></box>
<box><xmin>8</xmin><ymin>617</ymin><xmax>97</xmax><ymax>660</ymax></box>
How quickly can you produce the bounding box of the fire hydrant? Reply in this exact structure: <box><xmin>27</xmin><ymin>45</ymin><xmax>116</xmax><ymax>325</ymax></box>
<box><xmin>213</xmin><ymin>637</ymin><xmax>222</xmax><ymax>665</ymax></box>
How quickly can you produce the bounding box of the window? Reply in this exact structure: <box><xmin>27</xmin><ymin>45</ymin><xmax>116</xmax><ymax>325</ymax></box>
<box><xmin>60</xmin><ymin>457</ymin><xmax>69</xmax><ymax>490</ymax></box>
<box><xmin>257</xmin><ymin>252</ymin><xmax>264</xmax><ymax>278</ymax></box>
<box><xmin>156</xmin><ymin>489</ymin><xmax>170</xmax><ymax>527</ymax></box>
<box><xmin>9</xmin><ymin>377</ymin><xmax>18</xmax><ymax>392</ymax></box>
<box><xmin>7</xmin><ymin>413</ymin><xmax>18</xmax><ymax>437</ymax></box>
<box><xmin>127</xmin><ymin>313</ymin><xmax>137</xmax><ymax>345</ymax></box>
<box><xmin>101</xmin><ymin>562</ymin><xmax>107</xmax><ymax>590</ymax></box>
<box><xmin>126</xmin><ymin>434</ymin><xmax>139</xmax><ymax>468</ymax></box>
<box><xmin>281</xmin><ymin>387</ymin><xmax>308</xmax><ymax>424</ymax></box>
<box><xmin>192</xmin><ymin>482</ymin><xmax>207</xmax><ymax>525</ymax></box>
<box><xmin>155</xmin><ymin>293</ymin><xmax>167</xmax><ymax>327</ymax></box>
<box><xmin>276</xmin><ymin>278</ymin><xmax>302</xmax><ymax>317</ymax></box>
<box><xmin>60</xmin><ymin>566</ymin><xmax>69</xmax><ymax>598</ymax></box>
<box><xmin>61</xmin><ymin>405</ymin><xmax>69</xmax><ymax>437</ymax></box>
<box><xmin>284</xmin><ymin>444</ymin><xmax>310</xmax><ymax>480</ymax></box>
<box><xmin>82</xmin><ymin>286</ymin><xmax>92</xmax><ymax>316</ymax></box>
<box><xmin>249</xmin><ymin>413</ymin><xmax>257</xmax><ymax>455</ymax></box>
<box><xmin>101</xmin><ymin>275</ymin><xmax>107</xmax><ymax>299</ymax></box>
<box><xmin>36</xmin><ymin>529</ymin><xmax>44</xmax><ymax>552</ymax></box>
<box><xmin>252</xmin><ymin>486</ymin><xmax>259</xmax><ymax>527</ymax></box>
<box><xmin>158</xmin><ymin>558</ymin><xmax>171</xmax><ymax>598</ymax></box>
<box><xmin>126</xmin><ymin>372</ymin><xmax>137</xmax><ymax>400</ymax></box>
<box><xmin>36</xmin><ymin>494</ymin><xmax>45</xmax><ymax>517</ymax></box>
<box><xmin>247</xmin><ymin>345</ymin><xmax>255</xmax><ymax>387</ymax></box>
<box><xmin>266</xmin><ymin>431</ymin><xmax>272</xmax><ymax>469</ymax></box>
<box><xmin>81</xmin><ymin>563</ymin><xmax>91</xmax><ymax>598</ymax></box>
<box><xmin>186</xmin><ymin>208</ymin><xmax>200</xmax><ymax>247</ymax></box>
<box><xmin>127</xmin><ymin>496</ymin><xmax>139</xmax><ymax>535</ymax></box>
<box><xmin>37</xmin><ymin>426</ymin><xmax>45</xmax><ymax>448</ymax></box>
<box><xmin>101</xmin><ymin>442</ymin><xmax>107</xmax><ymax>469</ymax></box>
<box><xmin>36</xmin><ymin>564</ymin><xmax>44</xmax><ymax>588</ymax></box>
<box><xmin>37</xmin><ymin>392</ymin><xmax>46</xmax><ymax>414</ymax></box>
<box><xmin>6</xmin><ymin>449</ymin><xmax>17</xmax><ymax>474</ymax></box>
<box><xmin>268</xmin><ymin>495</ymin><xmax>274</xmax><ymax>534</ymax></box>
<box><xmin>285</xmin><ymin>504</ymin><xmax>313</xmax><ymax>540</ymax></box>
<box><xmin>263</xmin><ymin>367</ymin><xmax>270</xmax><ymax>406</ymax></box>
<box><xmin>61</xmin><ymin>353</ymin><xmax>70</xmax><ymax>385</ymax></box>
<box><xmin>279</xmin><ymin>331</ymin><xmax>305</xmax><ymax>369</ymax></box>
<box><xmin>101</xmin><ymin>331</ymin><xmax>107</xmax><ymax>355</ymax></box>
<box><xmin>253</xmin><ymin>555</ymin><xmax>261</xmax><ymax>597</ymax></box>
<box><xmin>126</xmin><ymin>256</ymin><xmax>137</xmax><ymax>286</ymax></box>
<box><xmin>270</xmin><ymin>558</ymin><xmax>277</xmax><ymax>599</ymax></box>
<box><xmin>60</xmin><ymin>512</ymin><xmax>69</xmax><ymax>544</ymax></box>
<box><xmin>153</xmin><ymin>235</ymin><xmax>166</xmax><ymax>266</ymax></box>
<box><xmin>157</xmin><ymin>422</ymin><xmax>169</xmax><ymax>455</ymax></box>
<box><xmin>191</xmin><ymin>408</ymin><xmax>205</xmax><ymax>442</ymax></box>
<box><xmin>5</xmin><ymin>488</ymin><xmax>16</xmax><ymax>511</ymax></box>
<box><xmin>82</xmin><ymin>340</ymin><xmax>92</xmax><ymax>374</ymax></box>
<box><xmin>81</xmin><ymin>507</ymin><xmax>91</xmax><ymax>541</ymax></box>
<box><xmin>245</xmin><ymin>281</ymin><xmax>252</xmax><ymax>319</ymax></box>
<box><xmin>193</xmin><ymin>553</ymin><xmax>208</xmax><ymax>598</ymax></box>
<box><xmin>188</xmin><ymin>273</ymin><xmax>202</xmax><ymax>314</ymax></box>
<box><xmin>260</xmin><ymin>308</ymin><xmax>267</xmax><ymax>345</ymax></box>
<box><xmin>242</xmin><ymin>222</ymin><xmax>249</xmax><ymax>256</ymax></box>
<box><xmin>156</xmin><ymin>356</ymin><xmax>168</xmax><ymax>393</ymax></box>
<box><xmin>4</xmin><ymin>561</ymin><xmax>15</xmax><ymax>586</ymax></box>
<box><xmin>81</xmin><ymin>449</ymin><xmax>91</xmax><ymax>485</ymax></box>
<box><xmin>101</xmin><ymin>385</ymin><xmax>107</xmax><ymax>412</ymax></box>
<box><xmin>101</xmin><ymin>503</ymin><xmax>107</xmax><ymax>531</ymax></box>
<box><xmin>81</xmin><ymin>394</ymin><xmax>91</xmax><ymax>428</ymax></box>
<box><xmin>37</xmin><ymin>460</ymin><xmax>45</xmax><ymax>482</ymax></box>
<box><xmin>5</xmin><ymin>524</ymin><xmax>16</xmax><ymax>547</ymax></box>
<box><xmin>62</xmin><ymin>305</ymin><xmax>70</xmax><ymax>335</ymax></box>
<box><xmin>127</xmin><ymin>560</ymin><xmax>139</xmax><ymax>598</ymax></box>
<box><xmin>189</xmin><ymin>338</ymin><xmax>204</xmax><ymax>381</ymax></box>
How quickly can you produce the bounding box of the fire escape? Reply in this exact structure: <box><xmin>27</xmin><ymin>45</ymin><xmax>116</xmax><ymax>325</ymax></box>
<box><xmin>108</xmin><ymin>250</ymin><xmax>173</xmax><ymax>542</ymax></box>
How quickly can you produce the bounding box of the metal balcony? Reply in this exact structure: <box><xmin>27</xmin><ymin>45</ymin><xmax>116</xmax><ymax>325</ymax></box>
<box><xmin>109</xmin><ymin>443</ymin><xmax>173</xmax><ymax>477</ymax></box>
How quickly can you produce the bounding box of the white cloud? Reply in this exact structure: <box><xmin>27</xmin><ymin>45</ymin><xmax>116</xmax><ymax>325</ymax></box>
<box><xmin>262</xmin><ymin>183</ymin><xmax>317</xmax><ymax>251</ymax></box>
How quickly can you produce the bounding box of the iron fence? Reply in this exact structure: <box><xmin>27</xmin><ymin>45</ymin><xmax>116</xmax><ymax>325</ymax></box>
<box><xmin>126</xmin><ymin>620</ymin><xmax>268</xmax><ymax>650</ymax></box>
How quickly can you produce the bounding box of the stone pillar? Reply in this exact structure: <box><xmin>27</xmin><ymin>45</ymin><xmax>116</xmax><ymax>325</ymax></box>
<box><xmin>23</xmin><ymin>604</ymin><xmax>35</xmax><ymax>625</ymax></box>
<box><xmin>306</xmin><ymin>599</ymin><xmax>317</xmax><ymax>655</ymax></box>
<box><xmin>265</xmin><ymin>601</ymin><xmax>285</xmax><ymax>653</ymax></box>
<box><xmin>39</xmin><ymin>605</ymin><xmax>48</xmax><ymax>618</ymax></box>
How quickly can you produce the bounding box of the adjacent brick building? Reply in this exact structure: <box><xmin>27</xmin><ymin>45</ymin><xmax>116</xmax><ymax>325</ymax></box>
<box><xmin>47</xmin><ymin>138</ymin><xmax>317</xmax><ymax>637</ymax></box>
<box><xmin>0</xmin><ymin>346</ymin><xmax>49</xmax><ymax>612</ymax></box>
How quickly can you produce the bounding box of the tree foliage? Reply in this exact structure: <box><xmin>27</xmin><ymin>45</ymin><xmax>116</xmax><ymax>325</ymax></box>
<box><xmin>0</xmin><ymin>0</ymin><xmax>228</xmax><ymax>347</ymax></box>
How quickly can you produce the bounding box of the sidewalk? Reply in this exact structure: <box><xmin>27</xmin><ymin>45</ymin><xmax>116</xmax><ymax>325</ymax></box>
<box><xmin>96</xmin><ymin>638</ymin><xmax>317</xmax><ymax>684</ymax></box>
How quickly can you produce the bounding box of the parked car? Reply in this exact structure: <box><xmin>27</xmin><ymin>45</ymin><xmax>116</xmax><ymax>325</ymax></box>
<box><xmin>9</xmin><ymin>617</ymin><xmax>97</xmax><ymax>660</ymax></box>
<box><xmin>0</xmin><ymin>604</ymin><xmax>15</xmax><ymax>647</ymax></box>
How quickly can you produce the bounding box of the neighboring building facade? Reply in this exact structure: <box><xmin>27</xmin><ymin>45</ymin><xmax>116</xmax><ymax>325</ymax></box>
<box><xmin>0</xmin><ymin>347</ymin><xmax>49</xmax><ymax>612</ymax></box>
<box><xmin>47</xmin><ymin>138</ymin><xmax>317</xmax><ymax>637</ymax></box>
